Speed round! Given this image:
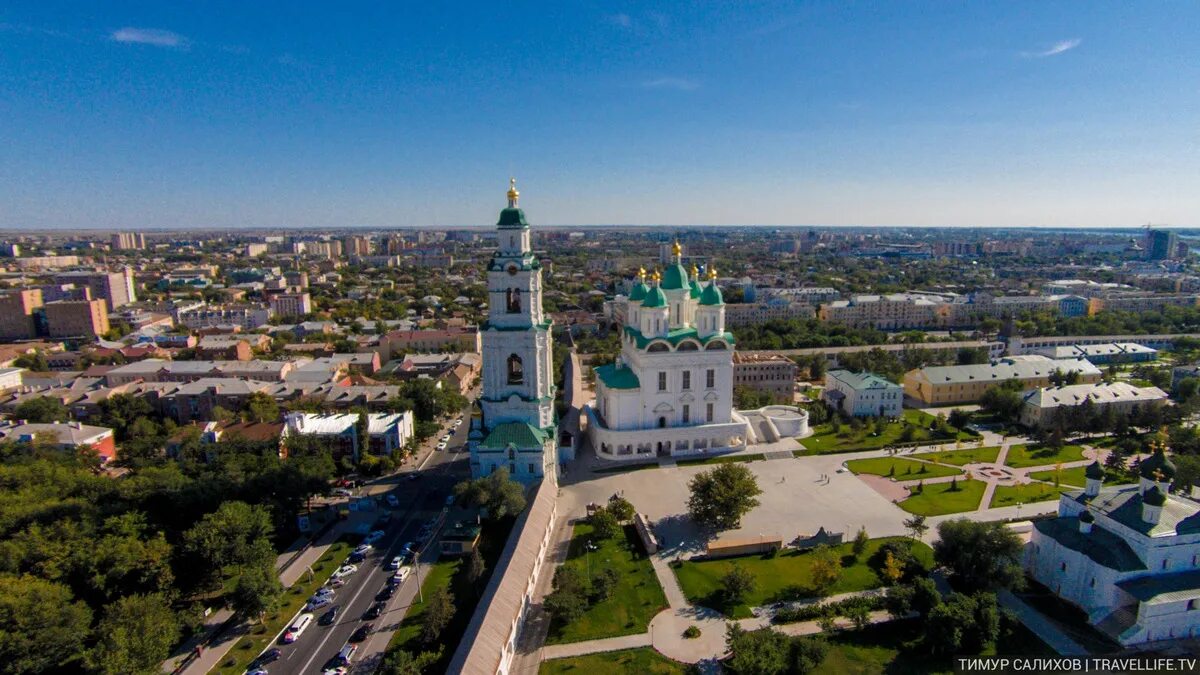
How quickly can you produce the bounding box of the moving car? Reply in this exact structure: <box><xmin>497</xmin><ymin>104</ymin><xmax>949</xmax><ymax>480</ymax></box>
<box><xmin>283</xmin><ymin>613</ymin><xmax>314</xmax><ymax>643</ymax></box>
<box><xmin>305</xmin><ymin>595</ymin><xmax>333</xmax><ymax>611</ymax></box>
<box><xmin>318</xmin><ymin>606</ymin><xmax>340</xmax><ymax>626</ymax></box>
<box><xmin>250</xmin><ymin>648</ymin><xmax>281</xmax><ymax>667</ymax></box>
<box><xmin>332</xmin><ymin>564</ymin><xmax>358</xmax><ymax>579</ymax></box>
<box><xmin>352</xmin><ymin>543</ymin><xmax>373</xmax><ymax>556</ymax></box>
<box><xmin>333</xmin><ymin>644</ymin><xmax>358</xmax><ymax>666</ymax></box>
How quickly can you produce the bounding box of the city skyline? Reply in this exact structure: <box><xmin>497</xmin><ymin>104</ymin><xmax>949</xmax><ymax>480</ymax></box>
<box><xmin>2</xmin><ymin>2</ymin><xmax>1198</xmax><ymax>229</ymax></box>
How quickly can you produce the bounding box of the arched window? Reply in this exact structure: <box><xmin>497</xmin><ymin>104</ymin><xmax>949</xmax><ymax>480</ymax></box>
<box><xmin>507</xmin><ymin>354</ymin><xmax>524</xmax><ymax>384</ymax></box>
<box><xmin>647</xmin><ymin>342</ymin><xmax>670</xmax><ymax>353</ymax></box>
<box><xmin>677</xmin><ymin>340</ymin><xmax>700</xmax><ymax>351</ymax></box>
<box><xmin>705</xmin><ymin>340</ymin><xmax>729</xmax><ymax>350</ymax></box>
<box><xmin>506</xmin><ymin>288</ymin><xmax>522</xmax><ymax>313</ymax></box>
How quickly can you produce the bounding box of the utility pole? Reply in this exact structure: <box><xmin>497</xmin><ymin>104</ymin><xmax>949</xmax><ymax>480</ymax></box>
<box><xmin>414</xmin><ymin>550</ymin><xmax>424</xmax><ymax>603</ymax></box>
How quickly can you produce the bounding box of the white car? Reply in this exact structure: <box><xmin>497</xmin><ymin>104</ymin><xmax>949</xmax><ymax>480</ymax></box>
<box><xmin>283</xmin><ymin>613</ymin><xmax>314</xmax><ymax>643</ymax></box>
<box><xmin>352</xmin><ymin>543</ymin><xmax>373</xmax><ymax>556</ymax></box>
<box><xmin>436</xmin><ymin>442</ymin><xmax>448</xmax><ymax>451</ymax></box>
<box><xmin>387</xmin><ymin>555</ymin><xmax>405</xmax><ymax>570</ymax></box>
<box><xmin>393</xmin><ymin>566</ymin><xmax>411</xmax><ymax>583</ymax></box>
<box><xmin>329</xmin><ymin>577</ymin><xmax>348</xmax><ymax>588</ymax></box>
<box><xmin>306</xmin><ymin>595</ymin><xmax>333</xmax><ymax>611</ymax></box>
<box><xmin>332</xmin><ymin>564</ymin><xmax>358</xmax><ymax>579</ymax></box>
<box><xmin>439</xmin><ymin>434</ymin><xmax>451</xmax><ymax>443</ymax></box>
<box><xmin>313</xmin><ymin>586</ymin><xmax>335</xmax><ymax>598</ymax></box>
<box><xmin>332</xmin><ymin>488</ymin><xmax>353</xmax><ymax>498</ymax></box>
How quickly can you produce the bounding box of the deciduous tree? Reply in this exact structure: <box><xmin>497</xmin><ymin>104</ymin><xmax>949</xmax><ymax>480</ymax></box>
<box><xmin>687</xmin><ymin>463</ymin><xmax>762</xmax><ymax>531</ymax></box>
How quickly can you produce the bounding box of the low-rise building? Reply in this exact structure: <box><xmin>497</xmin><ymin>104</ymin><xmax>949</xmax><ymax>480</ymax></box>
<box><xmin>378</xmin><ymin>326</ymin><xmax>481</xmax><ymax>360</ymax></box>
<box><xmin>1019</xmin><ymin>382</ymin><xmax>1168</xmax><ymax>429</ymax></box>
<box><xmin>902</xmin><ymin>355</ymin><xmax>1103</xmax><ymax>406</ymax></box>
<box><xmin>281</xmin><ymin>411</ymin><xmax>414</xmax><ymax>461</ymax></box>
<box><xmin>195</xmin><ymin>336</ymin><xmax>254</xmax><ymax>361</ymax></box>
<box><xmin>1029</xmin><ymin>342</ymin><xmax>1158</xmax><ymax>365</ymax></box>
<box><xmin>104</xmin><ymin>358</ymin><xmax>297</xmax><ymax>386</ymax></box>
<box><xmin>0</xmin><ymin>420</ymin><xmax>117</xmax><ymax>463</ymax></box>
<box><xmin>732</xmin><ymin>352</ymin><xmax>797</xmax><ymax>398</ymax></box>
<box><xmin>822</xmin><ymin>370</ymin><xmax>903</xmax><ymax>418</ymax></box>
<box><xmin>269</xmin><ymin>292</ymin><xmax>312</xmax><ymax>318</ymax></box>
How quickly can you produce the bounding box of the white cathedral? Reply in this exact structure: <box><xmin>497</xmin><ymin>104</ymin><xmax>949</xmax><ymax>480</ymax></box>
<box><xmin>467</xmin><ymin>180</ymin><xmax>558</xmax><ymax>483</ymax></box>
<box><xmin>585</xmin><ymin>242</ymin><xmax>801</xmax><ymax>461</ymax></box>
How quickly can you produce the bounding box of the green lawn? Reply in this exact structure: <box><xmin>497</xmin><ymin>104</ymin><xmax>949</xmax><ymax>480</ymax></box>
<box><xmin>1005</xmin><ymin>444</ymin><xmax>1087</xmax><ymax>468</ymax></box>
<box><xmin>547</xmin><ymin>523</ymin><xmax>667</xmax><ymax>644</ymax></box>
<box><xmin>214</xmin><ymin>540</ymin><xmax>352</xmax><ymax>675</ymax></box>
<box><xmin>798</xmin><ymin>410</ymin><xmax>970</xmax><ymax>455</ymax></box>
<box><xmin>897</xmin><ymin>479</ymin><xmax>987</xmax><ymax>516</ymax></box>
<box><xmin>910</xmin><ymin>446</ymin><xmax>1000</xmax><ymax>466</ymax></box>
<box><xmin>844</xmin><ymin>457</ymin><xmax>960</xmax><ymax>480</ymax></box>
<box><xmin>540</xmin><ymin>648</ymin><xmax>687</xmax><ymax>675</ymax></box>
<box><xmin>1029</xmin><ymin>465</ymin><xmax>1136</xmax><ymax>487</ymax></box>
<box><xmin>677</xmin><ymin>453</ymin><xmax>765</xmax><ymax>467</ymax></box>
<box><xmin>673</xmin><ymin>537</ymin><xmax>933</xmax><ymax>619</ymax></box>
<box><xmin>813</xmin><ymin>617</ymin><xmax>1054</xmax><ymax>675</ymax></box>
<box><xmin>989</xmin><ymin>482</ymin><xmax>1071</xmax><ymax>509</ymax></box>
<box><xmin>386</xmin><ymin>557</ymin><xmax>461</xmax><ymax>651</ymax></box>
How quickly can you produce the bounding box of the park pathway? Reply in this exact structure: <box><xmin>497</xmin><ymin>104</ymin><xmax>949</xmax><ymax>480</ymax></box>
<box><xmin>999</xmin><ymin>590</ymin><xmax>1089</xmax><ymax>656</ymax></box>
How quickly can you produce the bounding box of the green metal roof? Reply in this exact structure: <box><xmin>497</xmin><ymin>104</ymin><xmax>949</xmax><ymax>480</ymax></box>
<box><xmin>1034</xmin><ymin>517</ymin><xmax>1146</xmax><ymax>572</ymax></box>
<box><xmin>690</xmin><ymin>278</ymin><xmax>703</xmax><ymax>299</ymax></box>
<box><xmin>497</xmin><ymin>207</ymin><xmax>529</xmax><ymax>229</ymax></box>
<box><xmin>622</xmin><ymin>325</ymin><xmax>735</xmax><ymax>350</ymax></box>
<box><xmin>642</xmin><ymin>286</ymin><xmax>667</xmax><ymax>308</ymax></box>
<box><xmin>479</xmin><ymin>422</ymin><xmax>548</xmax><ymax>449</ymax></box>
<box><xmin>595</xmin><ymin>363</ymin><xmax>640</xmax><ymax>390</ymax></box>
<box><xmin>662</xmin><ymin>264</ymin><xmax>689</xmax><ymax>290</ymax></box>
<box><xmin>1086</xmin><ymin>461</ymin><xmax>1106</xmax><ymax>479</ymax></box>
<box><xmin>1118</xmin><ymin>570</ymin><xmax>1200</xmax><ymax>605</ymax></box>
<box><xmin>1071</xmin><ymin>485</ymin><xmax>1200</xmax><ymax>536</ymax></box>
<box><xmin>700</xmin><ymin>281</ymin><xmax>724</xmax><ymax>306</ymax></box>
<box><xmin>629</xmin><ymin>282</ymin><xmax>649</xmax><ymax>302</ymax></box>
<box><xmin>481</xmin><ymin>319</ymin><xmax>552</xmax><ymax>332</ymax></box>
<box><xmin>1140</xmin><ymin>448</ymin><xmax>1176</xmax><ymax>480</ymax></box>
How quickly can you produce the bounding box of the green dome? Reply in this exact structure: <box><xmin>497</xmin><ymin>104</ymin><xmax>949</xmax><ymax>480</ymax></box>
<box><xmin>1143</xmin><ymin>485</ymin><xmax>1167</xmax><ymax>506</ymax></box>
<box><xmin>1085</xmin><ymin>461</ymin><xmax>1106</xmax><ymax>480</ymax></box>
<box><xmin>699</xmin><ymin>281</ymin><xmax>724</xmax><ymax>306</ymax></box>
<box><xmin>662</xmin><ymin>264</ymin><xmax>689</xmax><ymax>290</ymax></box>
<box><xmin>629</xmin><ymin>282</ymin><xmax>649</xmax><ymax>302</ymax></box>
<box><xmin>642</xmin><ymin>286</ymin><xmax>667</xmax><ymax>308</ymax></box>
<box><xmin>1140</xmin><ymin>447</ymin><xmax>1176</xmax><ymax>481</ymax></box>
<box><xmin>497</xmin><ymin>207</ymin><xmax>528</xmax><ymax>229</ymax></box>
<box><xmin>690</xmin><ymin>278</ymin><xmax>703</xmax><ymax>299</ymax></box>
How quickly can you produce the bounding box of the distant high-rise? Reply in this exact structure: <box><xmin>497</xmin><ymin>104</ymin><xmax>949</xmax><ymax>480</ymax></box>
<box><xmin>110</xmin><ymin>232</ymin><xmax>146</xmax><ymax>250</ymax></box>
<box><xmin>1149</xmin><ymin>229</ymin><xmax>1180</xmax><ymax>261</ymax></box>
<box><xmin>342</xmin><ymin>235</ymin><xmax>372</xmax><ymax>257</ymax></box>
<box><xmin>51</xmin><ymin>269</ymin><xmax>136</xmax><ymax>311</ymax></box>
<box><xmin>44</xmin><ymin>299</ymin><xmax>109</xmax><ymax>339</ymax></box>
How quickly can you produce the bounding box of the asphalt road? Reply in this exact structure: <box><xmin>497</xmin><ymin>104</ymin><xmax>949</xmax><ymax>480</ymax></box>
<box><xmin>255</xmin><ymin>417</ymin><xmax>473</xmax><ymax>675</ymax></box>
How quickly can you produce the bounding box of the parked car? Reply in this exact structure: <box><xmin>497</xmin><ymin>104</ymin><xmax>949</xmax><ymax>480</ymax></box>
<box><xmin>332</xmin><ymin>564</ymin><xmax>358</xmax><ymax>579</ymax></box>
<box><xmin>363</xmin><ymin>601</ymin><xmax>386</xmax><ymax>620</ymax></box>
<box><xmin>283</xmin><ymin>613</ymin><xmax>314</xmax><ymax>643</ymax></box>
<box><xmin>352</xmin><ymin>543</ymin><xmax>373</xmax><ymax>556</ymax></box>
<box><xmin>387</xmin><ymin>555</ymin><xmax>405</xmax><ymax>570</ymax></box>
<box><xmin>375</xmin><ymin>586</ymin><xmax>394</xmax><ymax>601</ymax></box>
<box><xmin>305</xmin><ymin>596</ymin><xmax>333</xmax><ymax>612</ymax></box>
<box><xmin>250</xmin><ymin>648</ymin><xmax>281</xmax><ymax>667</ymax></box>
<box><xmin>332</xmin><ymin>643</ymin><xmax>358</xmax><ymax>666</ymax></box>
<box><xmin>332</xmin><ymin>488</ymin><xmax>353</xmax><ymax>498</ymax></box>
<box><xmin>392</xmin><ymin>566</ymin><xmax>411</xmax><ymax>584</ymax></box>
<box><xmin>329</xmin><ymin>577</ymin><xmax>348</xmax><ymax>588</ymax></box>
<box><xmin>436</xmin><ymin>441</ymin><xmax>447</xmax><ymax>451</ymax></box>
<box><xmin>318</xmin><ymin>606</ymin><xmax>340</xmax><ymax>626</ymax></box>
<box><xmin>439</xmin><ymin>434</ymin><xmax>451</xmax><ymax>443</ymax></box>
<box><xmin>349</xmin><ymin>623</ymin><xmax>373</xmax><ymax>643</ymax></box>
<box><xmin>364</xmin><ymin>529</ymin><xmax>386</xmax><ymax>543</ymax></box>
<box><xmin>385</xmin><ymin>493</ymin><xmax>400</xmax><ymax>507</ymax></box>
<box><xmin>347</xmin><ymin>551</ymin><xmax>366</xmax><ymax>564</ymax></box>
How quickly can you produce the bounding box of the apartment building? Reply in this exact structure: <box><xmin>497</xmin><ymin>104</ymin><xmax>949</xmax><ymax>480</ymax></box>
<box><xmin>44</xmin><ymin>299</ymin><xmax>109</xmax><ymax>339</ymax></box>
<box><xmin>269</xmin><ymin>292</ymin><xmax>312</xmax><ymax>318</ymax></box>
<box><xmin>110</xmin><ymin>232</ymin><xmax>146</xmax><ymax>250</ymax></box>
<box><xmin>51</xmin><ymin>269</ymin><xmax>136</xmax><ymax>311</ymax></box>
<box><xmin>0</xmin><ymin>290</ymin><xmax>44</xmax><ymax>341</ymax></box>
<box><xmin>378</xmin><ymin>326</ymin><xmax>481</xmax><ymax>360</ymax></box>
<box><xmin>177</xmin><ymin>304</ymin><xmax>271</xmax><ymax>331</ymax></box>
<box><xmin>725</xmin><ymin>301</ymin><xmax>817</xmax><ymax>327</ymax></box>
<box><xmin>819</xmin><ymin>293</ymin><xmax>957</xmax><ymax>330</ymax></box>
<box><xmin>903</xmin><ymin>355</ymin><xmax>1103</xmax><ymax>405</ymax></box>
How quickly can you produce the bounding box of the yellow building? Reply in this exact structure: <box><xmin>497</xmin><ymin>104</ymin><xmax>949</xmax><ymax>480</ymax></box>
<box><xmin>903</xmin><ymin>355</ymin><xmax>1102</xmax><ymax>406</ymax></box>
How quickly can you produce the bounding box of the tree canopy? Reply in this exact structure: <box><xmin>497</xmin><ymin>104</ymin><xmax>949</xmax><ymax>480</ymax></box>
<box><xmin>687</xmin><ymin>463</ymin><xmax>763</xmax><ymax>531</ymax></box>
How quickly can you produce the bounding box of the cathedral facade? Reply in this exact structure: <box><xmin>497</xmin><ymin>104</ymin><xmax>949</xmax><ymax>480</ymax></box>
<box><xmin>467</xmin><ymin>181</ymin><xmax>557</xmax><ymax>483</ymax></box>
<box><xmin>586</xmin><ymin>242</ymin><xmax>751</xmax><ymax>461</ymax></box>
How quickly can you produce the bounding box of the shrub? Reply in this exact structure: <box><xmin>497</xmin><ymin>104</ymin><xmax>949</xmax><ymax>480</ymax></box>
<box><xmin>683</xmin><ymin>625</ymin><xmax>702</xmax><ymax>639</ymax></box>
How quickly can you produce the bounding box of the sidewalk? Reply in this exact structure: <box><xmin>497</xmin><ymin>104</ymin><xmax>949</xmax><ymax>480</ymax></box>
<box><xmin>999</xmin><ymin>589</ymin><xmax>1089</xmax><ymax>656</ymax></box>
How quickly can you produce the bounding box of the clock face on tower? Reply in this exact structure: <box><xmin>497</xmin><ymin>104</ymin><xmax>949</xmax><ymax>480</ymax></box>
<box><xmin>507</xmin><ymin>264</ymin><xmax>518</xmax><ymax>276</ymax></box>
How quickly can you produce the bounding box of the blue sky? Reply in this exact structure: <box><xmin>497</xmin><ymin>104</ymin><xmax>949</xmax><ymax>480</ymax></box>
<box><xmin>1</xmin><ymin>2</ymin><xmax>1197</xmax><ymax>229</ymax></box>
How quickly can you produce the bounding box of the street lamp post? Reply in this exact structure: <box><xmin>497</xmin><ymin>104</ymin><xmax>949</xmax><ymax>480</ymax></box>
<box><xmin>414</xmin><ymin>550</ymin><xmax>424</xmax><ymax>603</ymax></box>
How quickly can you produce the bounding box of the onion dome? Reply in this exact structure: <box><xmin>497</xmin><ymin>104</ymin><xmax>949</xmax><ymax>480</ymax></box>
<box><xmin>1143</xmin><ymin>485</ymin><xmax>1167</xmax><ymax>507</ymax></box>
<box><xmin>1079</xmin><ymin>509</ymin><xmax>1095</xmax><ymax>523</ymax></box>
<box><xmin>689</xmin><ymin>264</ymin><xmax>703</xmax><ymax>299</ymax></box>
<box><xmin>642</xmin><ymin>285</ymin><xmax>667</xmax><ymax>308</ymax></box>
<box><xmin>1139</xmin><ymin>445</ymin><xmax>1176</xmax><ymax>481</ymax></box>
<box><xmin>629</xmin><ymin>282</ymin><xmax>649</xmax><ymax>302</ymax></box>
<box><xmin>498</xmin><ymin>178</ymin><xmax>527</xmax><ymax>228</ymax></box>
<box><xmin>662</xmin><ymin>263</ymin><xmax>689</xmax><ymax>290</ymax></box>
<box><xmin>1085</xmin><ymin>461</ymin><xmax>1106</xmax><ymax>480</ymax></box>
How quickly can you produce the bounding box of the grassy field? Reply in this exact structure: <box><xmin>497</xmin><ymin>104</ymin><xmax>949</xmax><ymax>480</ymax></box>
<box><xmin>677</xmin><ymin>453</ymin><xmax>766</xmax><ymax>467</ymax></box>
<box><xmin>673</xmin><ymin>537</ymin><xmax>933</xmax><ymax>619</ymax></box>
<box><xmin>798</xmin><ymin>410</ymin><xmax>972</xmax><ymax>455</ymax></box>
<box><xmin>540</xmin><ymin>648</ymin><xmax>687</xmax><ymax>675</ymax></box>
<box><xmin>812</xmin><ymin>617</ymin><xmax>1054</xmax><ymax>675</ymax></box>
<box><xmin>844</xmin><ymin>457</ymin><xmax>960</xmax><ymax>479</ymax></box>
<box><xmin>1029</xmin><ymin>465</ymin><xmax>1136</xmax><ymax>487</ymax></box>
<box><xmin>547</xmin><ymin>522</ymin><xmax>668</xmax><ymax>644</ymax></box>
<box><xmin>989</xmin><ymin>482</ymin><xmax>1071</xmax><ymax>509</ymax></box>
<box><xmin>910</xmin><ymin>446</ymin><xmax>1000</xmax><ymax>466</ymax></box>
<box><xmin>213</xmin><ymin>540</ymin><xmax>352</xmax><ymax>675</ymax></box>
<box><xmin>1005</xmin><ymin>444</ymin><xmax>1086</xmax><ymax>468</ymax></box>
<box><xmin>897</xmin><ymin>479</ymin><xmax>987</xmax><ymax>516</ymax></box>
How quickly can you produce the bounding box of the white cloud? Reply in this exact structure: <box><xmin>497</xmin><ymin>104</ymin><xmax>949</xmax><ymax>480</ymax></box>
<box><xmin>641</xmin><ymin>77</ymin><xmax>699</xmax><ymax>91</ymax></box>
<box><xmin>1023</xmin><ymin>38</ymin><xmax>1081</xmax><ymax>58</ymax></box>
<box><xmin>110</xmin><ymin>27</ymin><xmax>188</xmax><ymax>48</ymax></box>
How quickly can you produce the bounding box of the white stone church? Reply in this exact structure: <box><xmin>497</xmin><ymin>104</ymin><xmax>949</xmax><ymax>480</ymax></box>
<box><xmin>1025</xmin><ymin>447</ymin><xmax>1200</xmax><ymax>644</ymax></box>
<box><xmin>585</xmin><ymin>242</ymin><xmax>807</xmax><ymax>462</ymax></box>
